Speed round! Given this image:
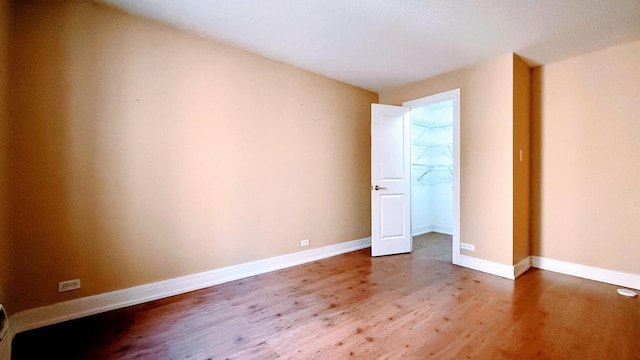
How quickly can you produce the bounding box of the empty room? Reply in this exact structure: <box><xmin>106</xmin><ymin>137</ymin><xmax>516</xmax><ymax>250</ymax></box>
<box><xmin>0</xmin><ymin>0</ymin><xmax>639</xmax><ymax>358</ymax></box>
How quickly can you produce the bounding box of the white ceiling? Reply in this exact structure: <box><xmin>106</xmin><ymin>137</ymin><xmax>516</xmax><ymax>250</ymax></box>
<box><xmin>96</xmin><ymin>0</ymin><xmax>640</xmax><ymax>93</ymax></box>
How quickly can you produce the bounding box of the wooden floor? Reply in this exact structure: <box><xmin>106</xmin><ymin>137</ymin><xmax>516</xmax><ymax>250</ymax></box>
<box><xmin>13</xmin><ymin>233</ymin><xmax>640</xmax><ymax>359</ymax></box>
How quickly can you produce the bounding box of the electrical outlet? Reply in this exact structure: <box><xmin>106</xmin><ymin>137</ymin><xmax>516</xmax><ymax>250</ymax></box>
<box><xmin>58</xmin><ymin>279</ymin><xmax>81</xmax><ymax>292</ymax></box>
<box><xmin>300</xmin><ymin>239</ymin><xmax>310</xmax><ymax>247</ymax></box>
<box><xmin>460</xmin><ymin>243</ymin><xmax>475</xmax><ymax>251</ymax></box>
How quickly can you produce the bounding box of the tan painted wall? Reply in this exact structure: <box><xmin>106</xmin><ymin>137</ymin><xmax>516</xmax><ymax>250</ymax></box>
<box><xmin>7</xmin><ymin>0</ymin><xmax>377</xmax><ymax>313</ymax></box>
<box><xmin>380</xmin><ymin>54</ymin><xmax>515</xmax><ymax>265</ymax></box>
<box><xmin>531</xmin><ymin>40</ymin><xmax>640</xmax><ymax>274</ymax></box>
<box><xmin>0</xmin><ymin>0</ymin><xmax>9</xmax><ymax>308</ymax></box>
<box><xmin>512</xmin><ymin>55</ymin><xmax>530</xmax><ymax>263</ymax></box>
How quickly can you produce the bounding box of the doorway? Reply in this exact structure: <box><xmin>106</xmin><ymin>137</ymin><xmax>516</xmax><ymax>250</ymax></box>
<box><xmin>409</xmin><ymin>100</ymin><xmax>453</xmax><ymax>261</ymax></box>
<box><xmin>404</xmin><ymin>89</ymin><xmax>460</xmax><ymax>264</ymax></box>
<box><xmin>369</xmin><ymin>89</ymin><xmax>460</xmax><ymax>261</ymax></box>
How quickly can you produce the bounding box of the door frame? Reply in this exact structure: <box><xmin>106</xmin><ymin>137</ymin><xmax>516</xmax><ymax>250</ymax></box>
<box><xmin>403</xmin><ymin>88</ymin><xmax>461</xmax><ymax>265</ymax></box>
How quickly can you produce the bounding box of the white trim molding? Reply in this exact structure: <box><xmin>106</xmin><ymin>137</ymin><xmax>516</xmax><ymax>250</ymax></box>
<box><xmin>531</xmin><ymin>256</ymin><xmax>640</xmax><ymax>290</ymax></box>
<box><xmin>457</xmin><ymin>255</ymin><xmax>531</xmax><ymax>280</ymax></box>
<box><xmin>11</xmin><ymin>237</ymin><xmax>371</xmax><ymax>335</ymax></box>
<box><xmin>411</xmin><ymin>225</ymin><xmax>431</xmax><ymax>236</ymax></box>
<box><xmin>429</xmin><ymin>226</ymin><xmax>453</xmax><ymax>235</ymax></box>
<box><xmin>456</xmin><ymin>254</ymin><xmax>639</xmax><ymax>289</ymax></box>
<box><xmin>514</xmin><ymin>256</ymin><xmax>532</xmax><ymax>279</ymax></box>
<box><xmin>412</xmin><ymin>225</ymin><xmax>453</xmax><ymax>237</ymax></box>
<box><xmin>457</xmin><ymin>255</ymin><xmax>516</xmax><ymax>280</ymax></box>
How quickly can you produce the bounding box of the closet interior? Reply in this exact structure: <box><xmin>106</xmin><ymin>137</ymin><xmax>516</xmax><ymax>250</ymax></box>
<box><xmin>411</xmin><ymin>100</ymin><xmax>454</xmax><ymax>236</ymax></box>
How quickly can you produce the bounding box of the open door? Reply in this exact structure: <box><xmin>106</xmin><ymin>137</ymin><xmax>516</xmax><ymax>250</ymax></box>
<box><xmin>371</xmin><ymin>104</ymin><xmax>412</xmax><ymax>256</ymax></box>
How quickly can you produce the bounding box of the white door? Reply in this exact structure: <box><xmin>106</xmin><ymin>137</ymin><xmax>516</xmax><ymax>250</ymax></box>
<box><xmin>371</xmin><ymin>104</ymin><xmax>412</xmax><ymax>256</ymax></box>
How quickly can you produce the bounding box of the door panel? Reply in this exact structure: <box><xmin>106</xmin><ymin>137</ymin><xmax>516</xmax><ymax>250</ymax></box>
<box><xmin>371</xmin><ymin>104</ymin><xmax>411</xmax><ymax>257</ymax></box>
<box><xmin>381</xmin><ymin>195</ymin><xmax>405</xmax><ymax>237</ymax></box>
<box><xmin>381</xmin><ymin>115</ymin><xmax>404</xmax><ymax>179</ymax></box>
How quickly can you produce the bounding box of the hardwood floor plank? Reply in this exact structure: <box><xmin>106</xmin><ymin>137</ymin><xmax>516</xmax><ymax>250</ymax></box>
<box><xmin>12</xmin><ymin>233</ymin><xmax>640</xmax><ymax>359</ymax></box>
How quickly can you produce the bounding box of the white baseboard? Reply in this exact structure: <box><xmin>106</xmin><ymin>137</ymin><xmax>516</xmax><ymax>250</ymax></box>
<box><xmin>11</xmin><ymin>237</ymin><xmax>371</xmax><ymax>335</ymax></box>
<box><xmin>412</xmin><ymin>225</ymin><xmax>431</xmax><ymax>236</ymax></box>
<box><xmin>457</xmin><ymin>255</ymin><xmax>531</xmax><ymax>280</ymax></box>
<box><xmin>430</xmin><ymin>225</ymin><xmax>453</xmax><ymax>235</ymax></box>
<box><xmin>457</xmin><ymin>255</ymin><xmax>516</xmax><ymax>280</ymax></box>
<box><xmin>412</xmin><ymin>225</ymin><xmax>453</xmax><ymax>236</ymax></box>
<box><xmin>514</xmin><ymin>256</ymin><xmax>532</xmax><ymax>279</ymax></box>
<box><xmin>531</xmin><ymin>256</ymin><xmax>640</xmax><ymax>290</ymax></box>
<box><xmin>455</xmin><ymin>254</ymin><xmax>639</xmax><ymax>289</ymax></box>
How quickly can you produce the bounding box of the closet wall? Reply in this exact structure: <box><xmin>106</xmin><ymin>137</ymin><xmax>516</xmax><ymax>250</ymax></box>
<box><xmin>411</xmin><ymin>102</ymin><xmax>453</xmax><ymax>235</ymax></box>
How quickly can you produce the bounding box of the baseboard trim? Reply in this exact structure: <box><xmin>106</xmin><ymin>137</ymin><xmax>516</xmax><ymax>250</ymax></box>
<box><xmin>514</xmin><ymin>256</ymin><xmax>532</xmax><ymax>279</ymax></box>
<box><xmin>412</xmin><ymin>225</ymin><xmax>453</xmax><ymax>236</ymax></box>
<box><xmin>531</xmin><ymin>256</ymin><xmax>640</xmax><ymax>290</ymax></box>
<box><xmin>457</xmin><ymin>255</ymin><xmax>515</xmax><ymax>280</ymax></box>
<box><xmin>430</xmin><ymin>225</ymin><xmax>453</xmax><ymax>235</ymax></box>
<box><xmin>411</xmin><ymin>225</ymin><xmax>430</xmax><ymax>236</ymax></box>
<box><xmin>11</xmin><ymin>237</ymin><xmax>371</xmax><ymax>335</ymax></box>
<box><xmin>457</xmin><ymin>255</ymin><xmax>532</xmax><ymax>280</ymax></box>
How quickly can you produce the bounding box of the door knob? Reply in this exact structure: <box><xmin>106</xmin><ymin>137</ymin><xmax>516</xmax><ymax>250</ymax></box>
<box><xmin>373</xmin><ymin>185</ymin><xmax>387</xmax><ymax>191</ymax></box>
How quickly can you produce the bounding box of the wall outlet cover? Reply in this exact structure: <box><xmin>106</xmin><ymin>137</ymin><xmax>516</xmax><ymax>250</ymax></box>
<box><xmin>59</xmin><ymin>279</ymin><xmax>81</xmax><ymax>292</ymax></box>
<box><xmin>460</xmin><ymin>243</ymin><xmax>475</xmax><ymax>251</ymax></box>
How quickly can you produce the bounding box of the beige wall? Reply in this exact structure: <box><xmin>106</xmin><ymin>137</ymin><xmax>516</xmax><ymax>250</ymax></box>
<box><xmin>0</xmin><ymin>0</ymin><xmax>9</xmax><ymax>308</ymax></box>
<box><xmin>531</xmin><ymin>40</ymin><xmax>640</xmax><ymax>274</ymax></box>
<box><xmin>512</xmin><ymin>55</ymin><xmax>531</xmax><ymax>263</ymax></box>
<box><xmin>7</xmin><ymin>0</ymin><xmax>377</xmax><ymax>313</ymax></box>
<box><xmin>381</xmin><ymin>54</ymin><xmax>516</xmax><ymax>265</ymax></box>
